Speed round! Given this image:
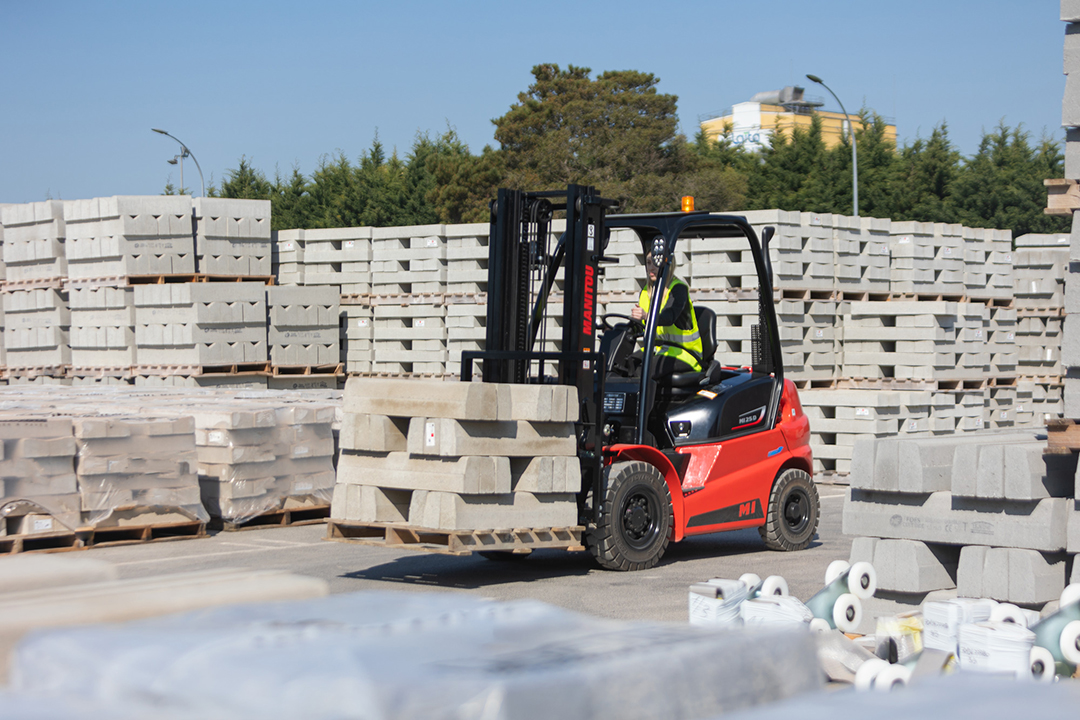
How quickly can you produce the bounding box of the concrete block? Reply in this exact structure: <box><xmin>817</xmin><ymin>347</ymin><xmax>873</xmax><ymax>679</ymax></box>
<box><xmin>957</xmin><ymin>545</ymin><xmax>988</xmax><ymax>598</ymax></box>
<box><xmin>1068</xmin><ymin>501</ymin><xmax>1080</xmax><ymax>552</ymax></box>
<box><xmin>848</xmin><ymin>536</ymin><xmax>878</xmax><ymax>564</ymax></box>
<box><xmin>510</xmin><ymin>455</ymin><xmax>582</xmax><ymax>494</ymax></box>
<box><xmin>958</xmin><ymin>546</ymin><xmax>1066</xmax><ymax>604</ymax></box>
<box><xmin>407</xmin><ymin>417</ymin><xmax>576</xmax><ymax>458</ymax></box>
<box><xmin>407</xmin><ymin>490</ymin><xmax>578</xmax><ymax>531</ymax></box>
<box><xmin>873</xmin><ymin>539</ymin><xmax>959</xmax><ymax>593</ymax></box>
<box><xmin>1066</xmin><ymin>2</ymin><xmax>1080</xmax><ymax>22</ymax></box>
<box><xmin>339</xmin><ymin>413</ymin><xmax>408</xmax><ymax>452</ymax></box>
<box><xmin>843</xmin><ymin>489</ymin><xmax>1069</xmax><ymax>552</ymax></box>
<box><xmin>336</xmin><ymin>451</ymin><xmax>511</xmax><ymax>494</ymax></box>
<box><xmin>344</xmin><ymin>377</ymin><xmax>508</xmax><ymax>420</ymax></box>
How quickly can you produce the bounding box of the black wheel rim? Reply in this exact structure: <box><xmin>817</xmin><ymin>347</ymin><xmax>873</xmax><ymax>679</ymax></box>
<box><xmin>782</xmin><ymin>487</ymin><xmax>811</xmax><ymax>536</ymax></box>
<box><xmin>620</xmin><ymin>486</ymin><xmax>661</xmax><ymax>550</ymax></box>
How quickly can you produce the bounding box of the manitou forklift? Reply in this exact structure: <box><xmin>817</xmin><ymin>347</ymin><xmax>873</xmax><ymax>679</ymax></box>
<box><xmin>462</xmin><ymin>185</ymin><xmax>818</xmax><ymax>571</ymax></box>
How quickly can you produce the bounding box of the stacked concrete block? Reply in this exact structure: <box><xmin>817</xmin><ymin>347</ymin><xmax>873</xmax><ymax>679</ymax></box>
<box><xmin>1014</xmin><ymin>238</ymin><xmax>1068</xmax><ymax>309</ymax></box>
<box><xmin>932</xmin><ymin>386</ymin><xmax>989</xmax><ymax>433</ymax></box>
<box><xmin>371</xmin><ymin>225</ymin><xmax>446</xmax><ymax>296</ymax></box>
<box><xmin>270</xmin><ymin>229</ymin><xmax>304</xmax><ymax>285</ymax></box>
<box><xmin>838</xmin><ymin>301</ymin><xmax>989</xmax><ymax>381</ymax></box>
<box><xmin>133</xmin><ymin>282</ymin><xmax>268</xmax><ymax>367</ymax></box>
<box><xmin>799</xmin><ymin>389</ymin><xmax>931</xmax><ymax>475</ymax></box>
<box><xmin>340</xmin><ymin>302</ymin><xmax>372</xmax><ymax>374</ymax></box>
<box><xmin>845</xmin><ymin>430</ymin><xmax>1075</xmax><ymax>607</ymax></box>
<box><xmin>769</xmin><ymin>210</ymin><xmax>835</xmax><ymax>290</ymax></box>
<box><xmin>445</xmin><ymin>223</ymin><xmax>491</xmax><ymax>295</ymax></box>
<box><xmin>193</xmin><ymin>198</ymin><xmax>271</xmax><ymax>276</ymax></box>
<box><xmin>776</xmin><ymin>297</ymin><xmax>837</xmax><ymax>380</ymax></box>
<box><xmin>0</xmin><ymin>416</ymin><xmax>80</xmax><ymax>535</ymax></box>
<box><xmin>70</xmin><ymin>414</ymin><xmax>207</xmax><ymax>527</ymax></box>
<box><xmin>446</xmin><ymin>297</ymin><xmax>486</xmax><ymax>377</ymax></box>
<box><xmin>988</xmin><ymin>306</ymin><xmax>1018</xmax><ymax>375</ymax></box>
<box><xmin>967</xmin><ymin>227</ymin><xmax>1014</xmax><ymax>300</ymax></box>
<box><xmin>68</xmin><ymin>286</ymin><xmax>136</xmax><ymax>372</ymax></box>
<box><xmin>185</xmin><ymin>401</ymin><xmax>336</xmax><ymax>523</ymax></box>
<box><xmin>371</xmin><ymin>299</ymin><xmax>446</xmax><ymax>375</ymax></box>
<box><xmin>267</xmin><ymin>286</ymin><xmax>339</xmax><ymax>366</ymax></box>
<box><xmin>832</xmin><ymin>215</ymin><xmax>890</xmax><ymax>293</ymax></box>
<box><xmin>63</xmin><ymin>196</ymin><xmax>195</xmax><ymax>279</ymax></box>
<box><xmin>599</xmin><ymin>227</ymin><xmax>650</xmax><ymax>294</ymax></box>
<box><xmin>2</xmin><ymin>288</ymin><xmax>70</xmax><ymax>371</ymax></box>
<box><xmin>302</xmin><ymin>227</ymin><xmax>372</xmax><ymax>293</ymax></box>
<box><xmin>334</xmin><ymin>377</ymin><xmax>580</xmax><ymax>531</ymax></box>
<box><xmin>888</xmin><ymin>221</ymin><xmax>935</xmax><ymax>294</ymax></box>
<box><xmin>0</xmin><ymin>200</ymin><xmax>66</xmax><ymax>283</ymax></box>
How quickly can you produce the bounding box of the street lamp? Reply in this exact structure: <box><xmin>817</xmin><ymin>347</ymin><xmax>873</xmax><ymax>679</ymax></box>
<box><xmin>806</xmin><ymin>74</ymin><xmax>858</xmax><ymax>217</ymax></box>
<box><xmin>151</xmin><ymin>128</ymin><xmax>205</xmax><ymax>197</ymax></box>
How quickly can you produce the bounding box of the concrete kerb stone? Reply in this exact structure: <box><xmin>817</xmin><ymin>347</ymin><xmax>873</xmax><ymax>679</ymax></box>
<box><xmin>407</xmin><ymin>489</ymin><xmax>578</xmax><ymax>531</ymax></box>
<box><xmin>406</xmin><ymin>417</ymin><xmax>577</xmax><ymax>458</ymax></box>
<box><xmin>842</xmin><ymin>489</ymin><xmax>1069</xmax><ymax>552</ymax></box>
<box><xmin>337</xmin><ymin>451</ymin><xmax>511</xmax><ymax>495</ymax></box>
<box><xmin>957</xmin><ymin>546</ymin><xmax>1067</xmax><ymax>604</ymax></box>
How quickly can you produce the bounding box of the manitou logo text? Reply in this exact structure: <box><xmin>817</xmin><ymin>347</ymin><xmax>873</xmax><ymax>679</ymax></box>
<box><xmin>738</xmin><ymin>499</ymin><xmax>757</xmax><ymax>518</ymax></box>
<box><xmin>582</xmin><ymin>264</ymin><xmax>595</xmax><ymax>336</ymax></box>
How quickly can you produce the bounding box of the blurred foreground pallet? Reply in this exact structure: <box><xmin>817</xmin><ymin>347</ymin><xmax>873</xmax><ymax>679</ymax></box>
<box><xmin>214</xmin><ymin>504</ymin><xmax>331</xmax><ymax>532</ymax></box>
<box><xmin>326</xmin><ymin>519</ymin><xmax>585</xmax><ymax>555</ymax></box>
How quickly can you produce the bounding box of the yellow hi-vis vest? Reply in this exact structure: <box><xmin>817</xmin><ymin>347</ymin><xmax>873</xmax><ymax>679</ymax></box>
<box><xmin>638</xmin><ymin>276</ymin><xmax>703</xmax><ymax>372</ymax></box>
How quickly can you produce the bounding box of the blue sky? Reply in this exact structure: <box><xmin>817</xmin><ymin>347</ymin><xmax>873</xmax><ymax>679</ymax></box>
<box><xmin>0</xmin><ymin>1</ymin><xmax>1068</xmax><ymax>204</ymax></box>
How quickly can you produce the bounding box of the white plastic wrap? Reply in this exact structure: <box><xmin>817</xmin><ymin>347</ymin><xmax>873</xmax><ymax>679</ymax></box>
<box><xmin>72</xmin><ymin>414</ymin><xmax>209</xmax><ymax>527</ymax></box>
<box><xmin>10</xmin><ymin>592</ymin><xmax>823</xmax><ymax>720</ymax></box>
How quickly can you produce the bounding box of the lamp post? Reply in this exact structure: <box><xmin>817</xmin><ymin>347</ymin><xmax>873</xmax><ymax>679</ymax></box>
<box><xmin>806</xmin><ymin>74</ymin><xmax>858</xmax><ymax>217</ymax></box>
<box><xmin>152</xmin><ymin>128</ymin><xmax>205</xmax><ymax>197</ymax></box>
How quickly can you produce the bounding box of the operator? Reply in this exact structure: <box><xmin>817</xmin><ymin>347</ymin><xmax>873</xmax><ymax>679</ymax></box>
<box><xmin>630</xmin><ymin>248</ymin><xmax>703</xmax><ymax>378</ymax></box>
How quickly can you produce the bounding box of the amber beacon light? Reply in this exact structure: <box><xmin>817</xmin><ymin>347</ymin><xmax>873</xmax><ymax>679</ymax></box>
<box><xmin>681</xmin><ymin>196</ymin><xmax>695</xmax><ymax>212</ymax></box>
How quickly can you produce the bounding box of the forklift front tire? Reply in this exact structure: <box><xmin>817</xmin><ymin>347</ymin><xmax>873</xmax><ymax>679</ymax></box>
<box><xmin>759</xmin><ymin>468</ymin><xmax>819</xmax><ymax>551</ymax></box>
<box><xmin>588</xmin><ymin>461</ymin><xmax>672</xmax><ymax>571</ymax></box>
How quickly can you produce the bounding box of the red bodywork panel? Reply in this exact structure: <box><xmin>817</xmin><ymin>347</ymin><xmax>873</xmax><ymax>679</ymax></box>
<box><xmin>606</xmin><ymin>379</ymin><xmax>811</xmax><ymax>543</ymax></box>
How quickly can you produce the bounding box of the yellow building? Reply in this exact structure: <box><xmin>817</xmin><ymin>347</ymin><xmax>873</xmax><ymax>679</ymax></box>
<box><xmin>700</xmin><ymin>86</ymin><xmax>897</xmax><ymax>152</ymax></box>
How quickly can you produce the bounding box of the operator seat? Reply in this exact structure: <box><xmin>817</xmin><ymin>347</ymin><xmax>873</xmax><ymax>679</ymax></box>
<box><xmin>664</xmin><ymin>305</ymin><xmax>723</xmax><ymax>397</ymax></box>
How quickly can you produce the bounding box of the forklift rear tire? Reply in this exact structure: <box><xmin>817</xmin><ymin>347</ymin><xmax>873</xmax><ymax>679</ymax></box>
<box><xmin>759</xmin><ymin>468</ymin><xmax>819</xmax><ymax>551</ymax></box>
<box><xmin>588</xmin><ymin>461</ymin><xmax>672</xmax><ymax>571</ymax></box>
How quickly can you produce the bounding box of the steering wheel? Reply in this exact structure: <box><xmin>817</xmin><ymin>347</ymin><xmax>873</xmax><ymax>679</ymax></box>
<box><xmin>598</xmin><ymin>313</ymin><xmax>644</xmax><ymax>334</ymax></box>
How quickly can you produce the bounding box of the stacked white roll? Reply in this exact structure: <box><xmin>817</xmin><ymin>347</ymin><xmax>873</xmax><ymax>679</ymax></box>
<box><xmin>958</xmin><ymin>621</ymin><xmax>1036</xmax><ymax>678</ymax></box>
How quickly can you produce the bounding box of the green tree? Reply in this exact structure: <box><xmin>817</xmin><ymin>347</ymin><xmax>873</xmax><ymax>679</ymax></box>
<box><xmin>270</xmin><ymin>166</ymin><xmax>315</xmax><ymax>231</ymax></box>
<box><xmin>951</xmin><ymin>122</ymin><xmax>1068</xmax><ymax>237</ymax></box>
<box><xmin>493</xmin><ymin>64</ymin><xmax>707</xmax><ymax>211</ymax></box>
<box><xmin>217</xmin><ymin>156</ymin><xmax>272</xmax><ymax>200</ymax></box>
<box><xmin>888</xmin><ymin>123</ymin><xmax>962</xmax><ymax>223</ymax></box>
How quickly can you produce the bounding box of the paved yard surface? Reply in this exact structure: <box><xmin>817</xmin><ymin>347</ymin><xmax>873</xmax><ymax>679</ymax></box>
<box><xmin>84</xmin><ymin>486</ymin><xmax>852</xmax><ymax>623</ymax></box>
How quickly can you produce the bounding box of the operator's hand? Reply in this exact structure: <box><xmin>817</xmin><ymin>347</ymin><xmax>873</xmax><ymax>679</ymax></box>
<box><xmin>630</xmin><ymin>305</ymin><xmax>645</xmax><ymax>321</ymax></box>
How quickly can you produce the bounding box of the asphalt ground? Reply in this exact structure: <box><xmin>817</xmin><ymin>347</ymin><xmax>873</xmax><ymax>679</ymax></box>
<box><xmin>84</xmin><ymin>485</ymin><xmax>852</xmax><ymax>623</ymax></box>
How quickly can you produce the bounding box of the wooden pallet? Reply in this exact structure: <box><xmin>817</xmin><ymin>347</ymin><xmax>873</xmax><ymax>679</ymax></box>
<box><xmin>325</xmin><ymin>520</ymin><xmax>586</xmax><ymax>556</ymax></box>
<box><xmin>1045</xmin><ymin>178</ymin><xmax>1080</xmax><ymax>216</ymax></box>
<box><xmin>1046</xmin><ymin>418</ymin><xmax>1080</xmax><ymax>453</ymax></box>
<box><xmin>77</xmin><ymin>519</ymin><xmax>207</xmax><ymax>548</ymax></box>
<box><xmin>0</xmin><ymin>530</ymin><xmax>82</xmax><ymax>555</ymax></box>
<box><xmin>3</xmin><ymin>365</ymin><xmax>69</xmax><ymax>380</ymax></box>
<box><xmin>214</xmin><ymin>504</ymin><xmax>331</xmax><ymax>532</ymax></box>
<box><xmin>132</xmin><ymin>362</ymin><xmax>271</xmax><ymax>377</ymax></box>
<box><xmin>270</xmin><ymin>363</ymin><xmax>343</xmax><ymax>377</ymax></box>
<box><xmin>0</xmin><ymin>277</ymin><xmax>65</xmax><ymax>292</ymax></box>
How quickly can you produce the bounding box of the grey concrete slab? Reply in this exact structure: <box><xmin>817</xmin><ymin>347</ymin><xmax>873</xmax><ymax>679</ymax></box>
<box><xmin>336</xmin><ymin>451</ymin><xmax>511</xmax><ymax>495</ymax></box>
<box><xmin>406</xmin><ymin>418</ymin><xmax>576</xmax><ymax>458</ymax></box>
<box><xmin>842</xmin><ymin>489</ymin><xmax>1069</xmax><ymax>552</ymax></box>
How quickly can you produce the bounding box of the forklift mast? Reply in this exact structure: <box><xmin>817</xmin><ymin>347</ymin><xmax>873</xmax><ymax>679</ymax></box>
<box><xmin>480</xmin><ymin>185</ymin><xmax>616</xmax><ymax>399</ymax></box>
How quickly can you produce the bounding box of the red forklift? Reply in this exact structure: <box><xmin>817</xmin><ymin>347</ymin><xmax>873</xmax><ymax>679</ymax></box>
<box><xmin>462</xmin><ymin>185</ymin><xmax>817</xmax><ymax>570</ymax></box>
